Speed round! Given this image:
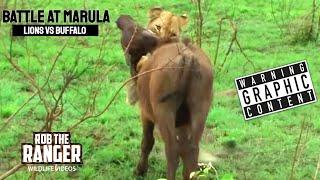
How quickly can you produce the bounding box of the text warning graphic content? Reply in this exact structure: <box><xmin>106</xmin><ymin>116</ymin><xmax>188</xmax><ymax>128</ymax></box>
<box><xmin>235</xmin><ymin>60</ymin><xmax>317</xmax><ymax>120</ymax></box>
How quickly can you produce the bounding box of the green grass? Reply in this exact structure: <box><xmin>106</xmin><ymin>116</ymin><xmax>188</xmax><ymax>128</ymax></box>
<box><xmin>1</xmin><ymin>0</ymin><xmax>320</xmax><ymax>179</ymax></box>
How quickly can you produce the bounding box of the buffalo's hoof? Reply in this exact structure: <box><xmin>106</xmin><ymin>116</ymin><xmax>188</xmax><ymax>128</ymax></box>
<box><xmin>134</xmin><ymin>162</ymin><xmax>148</xmax><ymax>176</ymax></box>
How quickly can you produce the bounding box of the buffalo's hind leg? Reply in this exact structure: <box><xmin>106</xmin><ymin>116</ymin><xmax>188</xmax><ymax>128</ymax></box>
<box><xmin>135</xmin><ymin>118</ymin><xmax>155</xmax><ymax>176</ymax></box>
<box><xmin>155</xmin><ymin>109</ymin><xmax>179</xmax><ymax>180</ymax></box>
<box><xmin>180</xmin><ymin>72</ymin><xmax>212</xmax><ymax>179</ymax></box>
<box><xmin>177</xmin><ymin>125</ymin><xmax>200</xmax><ymax>180</ymax></box>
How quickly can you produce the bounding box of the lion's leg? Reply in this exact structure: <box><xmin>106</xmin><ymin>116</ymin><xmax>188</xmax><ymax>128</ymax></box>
<box><xmin>126</xmin><ymin>80</ymin><xmax>139</xmax><ymax>105</ymax></box>
<box><xmin>136</xmin><ymin>54</ymin><xmax>150</xmax><ymax>72</ymax></box>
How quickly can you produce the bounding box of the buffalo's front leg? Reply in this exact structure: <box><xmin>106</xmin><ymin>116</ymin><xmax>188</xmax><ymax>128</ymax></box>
<box><xmin>135</xmin><ymin>119</ymin><xmax>155</xmax><ymax>176</ymax></box>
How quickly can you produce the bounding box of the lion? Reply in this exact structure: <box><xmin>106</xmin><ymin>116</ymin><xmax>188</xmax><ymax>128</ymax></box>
<box><xmin>126</xmin><ymin>54</ymin><xmax>151</xmax><ymax>105</ymax></box>
<box><xmin>147</xmin><ymin>7</ymin><xmax>188</xmax><ymax>39</ymax></box>
<box><xmin>124</xmin><ymin>8</ymin><xmax>189</xmax><ymax>105</ymax></box>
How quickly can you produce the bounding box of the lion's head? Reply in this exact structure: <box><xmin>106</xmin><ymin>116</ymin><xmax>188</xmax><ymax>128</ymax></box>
<box><xmin>147</xmin><ymin>7</ymin><xmax>188</xmax><ymax>39</ymax></box>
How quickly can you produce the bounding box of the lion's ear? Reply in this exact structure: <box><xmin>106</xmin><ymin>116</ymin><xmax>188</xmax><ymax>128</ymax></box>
<box><xmin>179</xmin><ymin>14</ymin><xmax>188</xmax><ymax>27</ymax></box>
<box><xmin>149</xmin><ymin>7</ymin><xmax>163</xmax><ymax>19</ymax></box>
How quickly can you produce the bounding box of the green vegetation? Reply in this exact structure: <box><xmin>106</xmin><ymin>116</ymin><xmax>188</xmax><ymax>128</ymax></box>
<box><xmin>0</xmin><ymin>0</ymin><xmax>319</xmax><ymax>179</ymax></box>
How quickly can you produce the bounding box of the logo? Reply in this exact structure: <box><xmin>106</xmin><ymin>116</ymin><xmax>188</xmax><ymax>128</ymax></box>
<box><xmin>235</xmin><ymin>60</ymin><xmax>317</xmax><ymax>120</ymax></box>
<box><xmin>21</xmin><ymin>132</ymin><xmax>82</xmax><ymax>171</ymax></box>
<box><xmin>2</xmin><ymin>10</ymin><xmax>110</xmax><ymax>36</ymax></box>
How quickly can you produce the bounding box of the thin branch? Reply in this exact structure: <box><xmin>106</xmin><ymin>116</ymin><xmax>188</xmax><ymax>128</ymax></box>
<box><xmin>89</xmin><ymin>64</ymin><xmax>116</xmax><ymax>113</ymax></box>
<box><xmin>314</xmin><ymin>154</ymin><xmax>320</xmax><ymax>180</ymax></box>
<box><xmin>216</xmin><ymin>19</ymin><xmax>255</xmax><ymax>74</ymax></box>
<box><xmin>68</xmin><ymin>43</ymin><xmax>189</xmax><ymax>131</ymax></box>
<box><xmin>218</xmin><ymin>36</ymin><xmax>234</xmax><ymax>73</ymax></box>
<box><xmin>316</xmin><ymin>12</ymin><xmax>320</xmax><ymax>41</ymax></box>
<box><xmin>1</xmin><ymin>39</ymin><xmax>69</xmax><ymax>130</ymax></box>
<box><xmin>236</xmin><ymin>39</ymin><xmax>255</xmax><ymax>72</ymax></box>
<box><xmin>295</xmin><ymin>122</ymin><xmax>311</xmax><ymax>166</ymax></box>
<box><xmin>290</xmin><ymin>119</ymin><xmax>306</xmax><ymax>180</ymax></box>
<box><xmin>29</xmin><ymin>171</ymin><xmax>37</xmax><ymax>180</ymax></box>
<box><xmin>196</xmin><ymin>0</ymin><xmax>203</xmax><ymax>47</ymax></box>
<box><xmin>124</xmin><ymin>25</ymin><xmax>138</xmax><ymax>54</ymax></box>
<box><xmin>67</xmin><ymin>66</ymin><xmax>185</xmax><ymax>131</ymax></box>
<box><xmin>217</xmin><ymin>19</ymin><xmax>236</xmax><ymax>74</ymax></box>
<box><xmin>97</xmin><ymin>36</ymin><xmax>107</xmax><ymax>60</ymax></box>
<box><xmin>213</xmin><ymin>18</ymin><xmax>224</xmax><ymax>66</ymax></box>
<box><xmin>47</xmin><ymin>82</ymin><xmax>57</xmax><ymax>102</ymax></box>
<box><xmin>0</xmin><ymin>164</ymin><xmax>25</xmax><ymax>180</ymax></box>
<box><xmin>270</xmin><ymin>0</ymin><xmax>284</xmax><ymax>36</ymax></box>
<box><xmin>0</xmin><ymin>92</ymin><xmax>38</xmax><ymax>131</ymax></box>
<box><xmin>4</xmin><ymin>38</ymin><xmax>50</xmax><ymax>113</ymax></box>
<box><xmin>42</xmin><ymin>40</ymin><xmax>69</xmax><ymax>88</ymax></box>
<box><xmin>309</xmin><ymin>0</ymin><xmax>317</xmax><ymax>40</ymax></box>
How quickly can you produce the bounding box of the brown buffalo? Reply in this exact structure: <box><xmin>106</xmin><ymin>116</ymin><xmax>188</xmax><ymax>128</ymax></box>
<box><xmin>116</xmin><ymin>15</ymin><xmax>159</xmax><ymax>76</ymax></box>
<box><xmin>116</xmin><ymin>15</ymin><xmax>160</xmax><ymax>105</ymax></box>
<box><xmin>117</xmin><ymin>15</ymin><xmax>213</xmax><ymax>180</ymax></box>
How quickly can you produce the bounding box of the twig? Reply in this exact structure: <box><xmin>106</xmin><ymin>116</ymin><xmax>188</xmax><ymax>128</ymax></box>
<box><xmin>316</xmin><ymin>14</ymin><xmax>320</xmax><ymax>41</ymax></box>
<box><xmin>97</xmin><ymin>36</ymin><xmax>107</xmax><ymax>60</ymax></box>
<box><xmin>67</xmin><ymin>66</ymin><xmax>185</xmax><ymax>131</ymax></box>
<box><xmin>83</xmin><ymin>0</ymin><xmax>87</xmax><ymax>10</ymax></box>
<box><xmin>67</xmin><ymin>44</ymin><xmax>189</xmax><ymax>131</ymax></box>
<box><xmin>90</xmin><ymin>64</ymin><xmax>116</xmax><ymax>113</ymax></box>
<box><xmin>219</xmin><ymin>36</ymin><xmax>234</xmax><ymax>73</ymax></box>
<box><xmin>44</xmin><ymin>58</ymin><xmax>88</xmax><ymax>131</ymax></box>
<box><xmin>208</xmin><ymin>162</ymin><xmax>219</xmax><ymax>180</ymax></box>
<box><xmin>309</xmin><ymin>0</ymin><xmax>317</xmax><ymax>40</ymax></box>
<box><xmin>1</xmin><ymin>39</ymin><xmax>68</xmax><ymax>131</ymax></box>
<box><xmin>47</xmin><ymin>82</ymin><xmax>57</xmax><ymax>102</ymax></box>
<box><xmin>287</xmin><ymin>0</ymin><xmax>294</xmax><ymax>21</ymax></box>
<box><xmin>217</xmin><ymin>19</ymin><xmax>236</xmax><ymax>74</ymax></box>
<box><xmin>124</xmin><ymin>25</ymin><xmax>138</xmax><ymax>54</ymax></box>
<box><xmin>42</xmin><ymin>40</ymin><xmax>69</xmax><ymax>88</ymax></box>
<box><xmin>216</xmin><ymin>19</ymin><xmax>255</xmax><ymax>74</ymax></box>
<box><xmin>4</xmin><ymin>37</ymin><xmax>50</xmax><ymax>113</ymax></box>
<box><xmin>29</xmin><ymin>171</ymin><xmax>37</xmax><ymax>180</ymax></box>
<box><xmin>279</xmin><ymin>0</ymin><xmax>286</xmax><ymax>31</ymax></box>
<box><xmin>0</xmin><ymin>92</ymin><xmax>38</xmax><ymax>131</ymax></box>
<box><xmin>196</xmin><ymin>0</ymin><xmax>203</xmax><ymax>47</ymax></box>
<box><xmin>270</xmin><ymin>0</ymin><xmax>284</xmax><ymax>36</ymax></box>
<box><xmin>290</xmin><ymin>119</ymin><xmax>306</xmax><ymax>180</ymax></box>
<box><xmin>0</xmin><ymin>38</ymin><xmax>67</xmax><ymax>131</ymax></box>
<box><xmin>314</xmin><ymin>154</ymin><xmax>320</xmax><ymax>180</ymax></box>
<box><xmin>236</xmin><ymin>39</ymin><xmax>255</xmax><ymax>72</ymax></box>
<box><xmin>295</xmin><ymin>122</ymin><xmax>311</xmax><ymax>166</ymax></box>
<box><xmin>0</xmin><ymin>164</ymin><xmax>25</xmax><ymax>180</ymax></box>
<box><xmin>213</xmin><ymin>18</ymin><xmax>224</xmax><ymax>66</ymax></box>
